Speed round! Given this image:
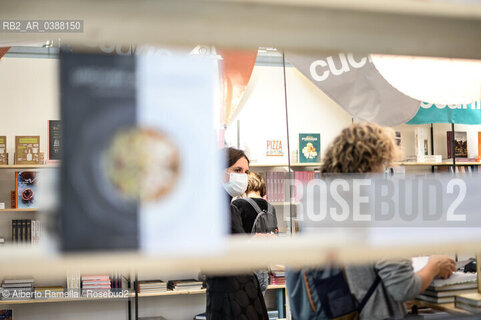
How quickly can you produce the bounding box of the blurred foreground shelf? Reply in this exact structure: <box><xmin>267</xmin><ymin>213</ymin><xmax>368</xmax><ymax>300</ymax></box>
<box><xmin>0</xmin><ymin>0</ymin><xmax>480</xmax><ymax>59</ymax></box>
<box><xmin>0</xmin><ymin>236</ymin><xmax>479</xmax><ymax>281</ymax></box>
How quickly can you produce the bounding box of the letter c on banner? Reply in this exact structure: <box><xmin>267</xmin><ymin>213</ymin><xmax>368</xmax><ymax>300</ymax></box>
<box><xmin>310</xmin><ymin>60</ymin><xmax>329</xmax><ymax>82</ymax></box>
<box><xmin>347</xmin><ymin>53</ymin><xmax>367</xmax><ymax>69</ymax></box>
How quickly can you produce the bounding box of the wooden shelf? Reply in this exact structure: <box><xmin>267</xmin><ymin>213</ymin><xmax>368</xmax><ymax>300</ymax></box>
<box><xmin>0</xmin><ymin>294</ymin><xmax>129</xmax><ymax>305</ymax></box>
<box><xmin>0</xmin><ymin>208</ymin><xmax>39</xmax><ymax>213</ymax></box>
<box><xmin>135</xmin><ymin>289</ymin><xmax>205</xmax><ymax>297</ymax></box>
<box><xmin>397</xmin><ymin>162</ymin><xmax>481</xmax><ymax>166</ymax></box>
<box><xmin>250</xmin><ymin>163</ymin><xmax>321</xmax><ymax>168</ymax></box>
<box><xmin>409</xmin><ymin>299</ymin><xmax>472</xmax><ymax>316</ymax></box>
<box><xmin>0</xmin><ymin>285</ymin><xmax>286</xmax><ymax>305</ymax></box>
<box><xmin>0</xmin><ymin>164</ymin><xmax>58</xmax><ymax>170</ymax></box>
<box><xmin>135</xmin><ymin>284</ymin><xmax>284</xmax><ymax>298</ymax></box>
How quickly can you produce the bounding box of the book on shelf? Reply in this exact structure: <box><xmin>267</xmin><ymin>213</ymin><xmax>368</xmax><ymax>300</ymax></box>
<box><xmin>81</xmin><ymin>274</ymin><xmax>112</xmax><ymax>295</ymax></box>
<box><xmin>34</xmin><ymin>286</ymin><xmax>65</xmax><ymax>299</ymax></box>
<box><xmin>428</xmin><ymin>272</ymin><xmax>477</xmax><ymax>291</ymax></box>
<box><xmin>266</xmin><ymin>172</ymin><xmax>286</xmax><ymax>203</ymax></box>
<box><xmin>395</xmin><ymin>131</ymin><xmax>401</xmax><ymax>147</ymax></box>
<box><xmin>66</xmin><ymin>272</ymin><xmax>81</xmax><ymax>294</ymax></box>
<box><xmin>447</xmin><ymin>131</ymin><xmax>468</xmax><ymax>159</ymax></box>
<box><xmin>1</xmin><ymin>278</ymin><xmax>34</xmax><ymax>300</ymax></box>
<box><xmin>414</xmin><ymin>127</ymin><xmax>429</xmax><ymax>158</ymax></box>
<box><xmin>478</xmin><ymin>132</ymin><xmax>481</xmax><ymax>161</ymax></box>
<box><xmin>455</xmin><ymin>293</ymin><xmax>481</xmax><ymax>313</ymax></box>
<box><xmin>269</xmin><ymin>271</ymin><xmax>286</xmax><ymax>285</ymax></box>
<box><xmin>268</xmin><ymin>310</ymin><xmax>279</xmax><ymax>320</ymax></box>
<box><xmin>48</xmin><ymin>120</ymin><xmax>62</xmax><ymax>162</ymax></box>
<box><xmin>60</xmin><ymin>51</ymin><xmax>223</xmax><ymax>253</ymax></box>
<box><xmin>0</xmin><ymin>136</ymin><xmax>6</xmax><ymax>165</ymax></box>
<box><xmin>293</xmin><ymin>171</ymin><xmax>317</xmax><ymax>202</ymax></box>
<box><xmin>11</xmin><ymin>219</ymin><xmax>40</xmax><ymax>244</ymax></box>
<box><xmin>447</xmin><ymin>165</ymin><xmax>480</xmax><ymax>176</ymax></box>
<box><xmin>110</xmin><ymin>272</ymin><xmax>128</xmax><ymax>292</ymax></box>
<box><xmin>0</xmin><ymin>309</ymin><xmax>12</xmax><ymax>320</ymax></box>
<box><xmin>299</xmin><ymin>133</ymin><xmax>320</xmax><ymax>163</ymax></box>
<box><xmin>10</xmin><ymin>191</ymin><xmax>15</xmax><ymax>209</ymax></box>
<box><xmin>419</xmin><ymin>288</ymin><xmax>476</xmax><ymax>299</ymax></box>
<box><xmin>15</xmin><ymin>171</ymin><xmax>38</xmax><ymax>209</ymax></box>
<box><xmin>416</xmin><ymin>294</ymin><xmax>454</xmax><ymax>304</ymax></box>
<box><xmin>167</xmin><ymin>279</ymin><xmax>203</xmax><ymax>291</ymax></box>
<box><xmin>15</xmin><ymin>136</ymin><xmax>40</xmax><ymax>165</ymax></box>
<box><xmin>416</xmin><ymin>155</ymin><xmax>442</xmax><ymax>163</ymax></box>
<box><xmin>137</xmin><ymin>280</ymin><xmax>168</xmax><ymax>294</ymax></box>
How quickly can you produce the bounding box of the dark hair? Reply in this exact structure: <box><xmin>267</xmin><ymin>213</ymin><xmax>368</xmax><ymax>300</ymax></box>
<box><xmin>225</xmin><ymin>147</ymin><xmax>249</xmax><ymax>168</ymax></box>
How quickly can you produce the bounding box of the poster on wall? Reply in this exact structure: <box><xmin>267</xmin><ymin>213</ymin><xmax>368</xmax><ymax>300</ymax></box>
<box><xmin>298</xmin><ymin>133</ymin><xmax>320</xmax><ymax>163</ymax></box>
<box><xmin>265</xmin><ymin>139</ymin><xmax>285</xmax><ymax>157</ymax></box>
<box><xmin>48</xmin><ymin>120</ymin><xmax>62</xmax><ymax>161</ymax></box>
<box><xmin>0</xmin><ymin>136</ymin><xmax>6</xmax><ymax>165</ymax></box>
<box><xmin>447</xmin><ymin>131</ymin><xmax>468</xmax><ymax>159</ymax></box>
<box><xmin>15</xmin><ymin>171</ymin><xmax>37</xmax><ymax>209</ymax></box>
<box><xmin>60</xmin><ymin>51</ymin><xmax>224</xmax><ymax>254</ymax></box>
<box><xmin>15</xmin><ymin>136</ymin><xmax>40</xmax><ymax>164</ymax></box>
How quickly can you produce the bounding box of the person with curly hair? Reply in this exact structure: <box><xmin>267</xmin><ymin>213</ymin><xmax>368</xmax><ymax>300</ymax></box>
<box><xmin>320</xmin><ymin>122</ymin><xmax>400</xmax><ymax>174</ymax></box>
<box><xmin>317</xmin><ymin>123</ymin><xmax>455</xmax><ymax>319</ymax></box>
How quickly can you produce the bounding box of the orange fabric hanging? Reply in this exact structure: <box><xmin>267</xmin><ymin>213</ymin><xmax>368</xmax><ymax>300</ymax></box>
<box><xmin>218</xmin><ymin>50</ymin><xmax>257</xmax><ymax>126</ymax></box>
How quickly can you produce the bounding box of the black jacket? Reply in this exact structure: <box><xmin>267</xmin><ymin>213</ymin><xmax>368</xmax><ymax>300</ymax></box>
<box><xmin>205</xmin><ymin>193</ymin><xmax>268</xmax><ymax>320</ymax></box>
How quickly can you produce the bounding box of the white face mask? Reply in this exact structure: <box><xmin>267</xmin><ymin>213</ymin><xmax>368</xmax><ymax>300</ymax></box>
<box><xmin>223</xmin><ymin>173</ymin><xmax>248</xmax><ymax>197</ymax></box>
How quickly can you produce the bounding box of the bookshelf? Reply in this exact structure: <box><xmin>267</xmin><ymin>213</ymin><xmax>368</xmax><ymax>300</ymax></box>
<box><xmin>0</xmin><ymin>294</ymin><xmax>129</xmax><ymax>305</ymax></box>
<box><xmin>397</xmin><ymin>161</ymin><xmax>481</xmax><ymax>167</ymax></box>
<box><xmin>250</xmin><ymin>163</ymin><xmax>321</xmax><ymax>168</ymax></box>
<box><xmin>0</xmin><ymin>164</ymin><xmax>58</xmax><ymax>170</ymax></box>
<box><xmin>0</xmin><ymin>285</ymin><xmax>286</xmax><ymax>305</ymax></box>
<box><xmin>250</xmin><ymin>161</ymin><xmax>481</xmax><ymax>168</ymax></box>
<box><xmin>410</xmin><ymin>300</ymin><xmax>472</xmax><ymax>316</ymax></box>
<box><xmin>0</xmin><ymin>208</ymin><xmax>38</xmax><ymax>213</ymax></box>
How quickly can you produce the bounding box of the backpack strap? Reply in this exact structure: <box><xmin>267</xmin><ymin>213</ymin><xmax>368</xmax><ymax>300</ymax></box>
<box><xmin>357</xmin><ymin>274</ymin><xmax>381</xmax><ymax>312</ymax></box>
<box><xmin>244</xmin><ymin>197</ymin><xmax>264</xmax><ymax>215</ymax></box>
<box><xmin>244</xmin><ymin>198</ymin><xmax>267</xmax><ymax>233</ymax></box>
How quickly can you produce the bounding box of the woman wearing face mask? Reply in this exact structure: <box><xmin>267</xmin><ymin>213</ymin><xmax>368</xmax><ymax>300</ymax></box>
<box><xmin>205</xmin><ymin>147</ymin><xmax>269</xmax><ymax>320</ymax></box>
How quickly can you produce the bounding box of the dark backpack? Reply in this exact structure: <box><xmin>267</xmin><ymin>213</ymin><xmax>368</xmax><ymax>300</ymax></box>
<box><xmin>243</xmin><ymin>197</ymin><xmax>278</xmax><ymax>234</ymax></box>
<box><xmin>287</xmin><ymin>266</ymin><xmax>381</xmax><ymax>320</ymax></box>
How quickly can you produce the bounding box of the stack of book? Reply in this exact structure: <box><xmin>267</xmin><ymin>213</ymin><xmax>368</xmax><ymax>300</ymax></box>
<box><xmin>137</xmin><ymin>280</ymin><xmax>168</xmax><ymax>294</ymax></box>
<box><xmin>34</xmin><ymin>286</ymin><xmax>64</xmax><ymax>299</ymax></box>
<box><xmin>111</xmin><ymin>272</ymin><xmax>127</xmax><ymax>293</ymax></box>
<box><xmin>268</xmin><ymin>310</ymin><xmax>279</xmax><ymax>320</ymax></box>
<box><xmin>455</xmin><ymin>292</ymin><xmax>481</xmax><ymax>313</ymax></box>
<box><xmin>269</xmin><ymin>271</ymin><xmax>286</xmax><ymax>286</ymax></box>
<box><xmin>265</xmin><ymin>172</ymin><xmax>286</xmax><ymax>203</ymax></box>
<box><xmin>81</xmin><ymin>275</ymin><xmax>111</xmax><ymax>296</ymax></box>
<box><xmin>66</xmin><ymin>272</ymin><xmax>81</xmax><ymax>295</ymax></box>
<box><xmin>168</xmin><ymin>280</ymin><xmax>203</xmax><ymax>291</ymax></box>
<box><xmin>448</xmin><ymin>165</ymin><xmax>480</xmax><ymax>175</ymax></box>
<box><xmin>1</xmin><ymin>279</ymin><xmax>34</xmax><ymax>300</ymax></box>
<box><xmin>416</xmin><ymin>272</ymin><xmax>477</xmax><ymax>304</ymax></box>
<box><xmin>293</xmin><ymin>171</ymin><xmax>318</xmax><ymax>202</ymax></box>
<box><xmin>11</xmin><ymin>219</ymin><xmax>41</xmax><ymax>244</ymax></box>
